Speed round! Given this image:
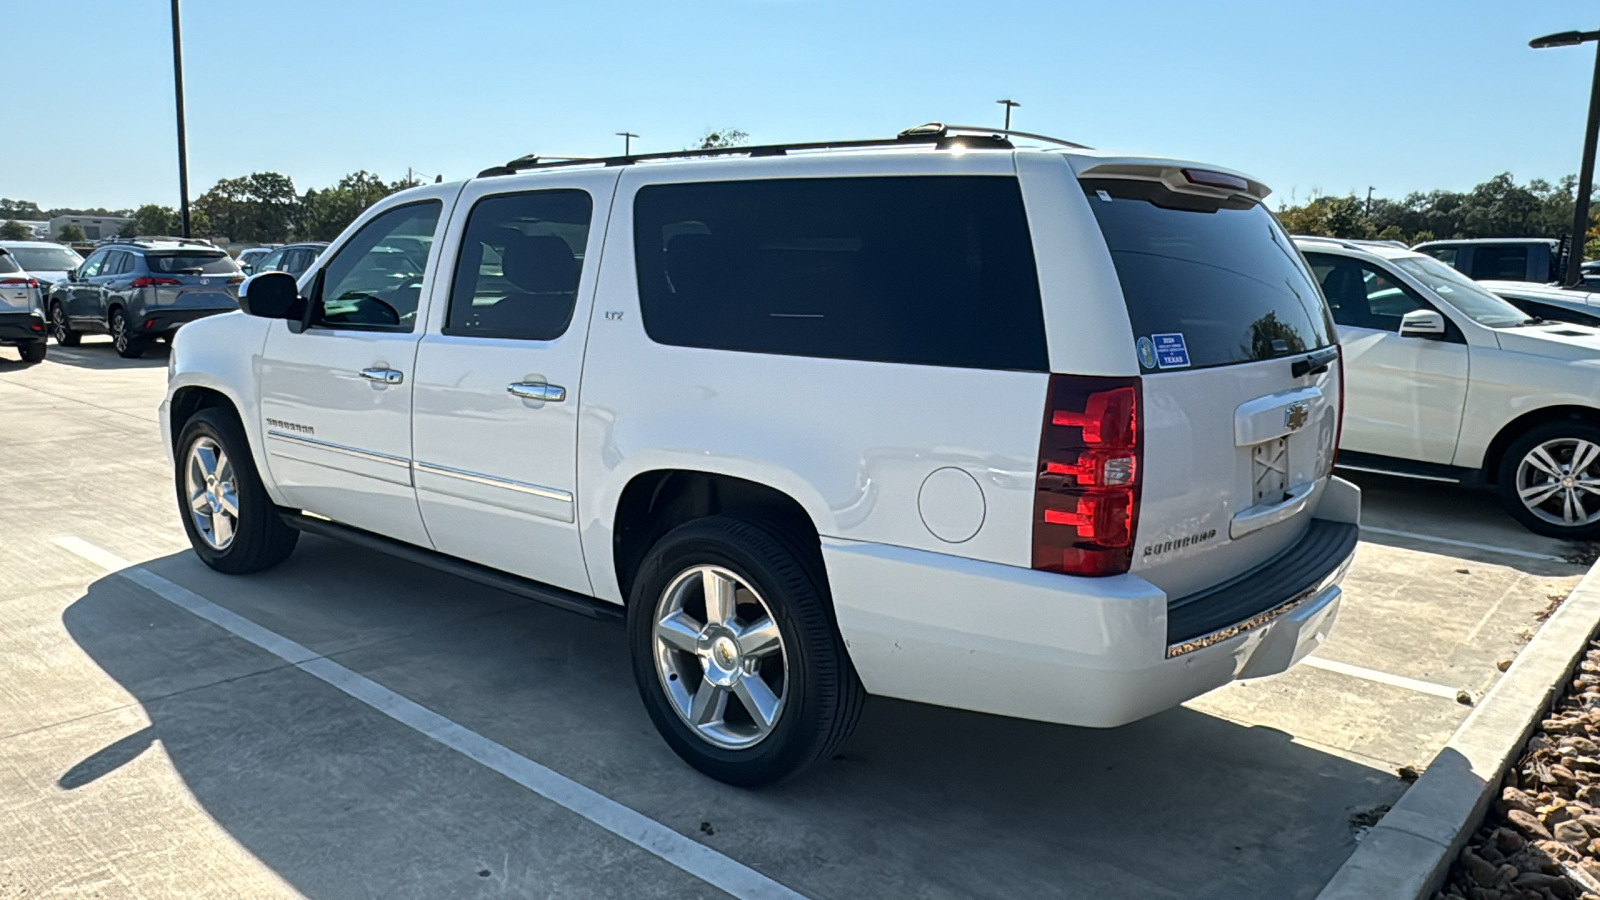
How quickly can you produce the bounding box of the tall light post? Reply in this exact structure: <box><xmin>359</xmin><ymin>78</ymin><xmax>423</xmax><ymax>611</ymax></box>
<box><xmin>171</xmin><ymin>0</ymin><xmax>191</xmax><ymax>238</ymax></box>
<box><xmin>996</xmin><ymin>99</ymin><xmax>1020</xmax><ymax>131</ymax></box>
<box><xmin>616</xmin><ymin>131</ymin><xmax>639</xmax><ymax>156</ymax></box>
<box><xmin>1531</xmin><ymin>28</ymin><xmax>1600</xmax><ymax>286</ymax></box>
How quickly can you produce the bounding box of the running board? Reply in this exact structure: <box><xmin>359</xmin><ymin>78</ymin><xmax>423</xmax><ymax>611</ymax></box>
<box><xmin>279</xmin><ymin>511</ymin><xmax>623</xmax><ymax>622</ymax></box>
<box><xmin>1334</xmin><ymin>451</ymin><xmax>1481</xmax><ymax>486</ymax></box>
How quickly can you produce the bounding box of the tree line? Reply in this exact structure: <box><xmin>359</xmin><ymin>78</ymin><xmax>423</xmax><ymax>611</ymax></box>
<box><xmin>1274</xmin><ymin>173</ymin><xmax>1600</xmax><ymax>255</ymax></box>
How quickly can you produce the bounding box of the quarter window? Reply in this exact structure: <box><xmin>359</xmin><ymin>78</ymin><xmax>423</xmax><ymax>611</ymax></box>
<box><xmin>632</xmin><ymin>176</ymin><xmax>1048</xmax><ymax>371</ymax></box>
<box><xmin>314</xmin><ymin>201</ymin><xmax>441</xmax><ymax>331</ymax></box>
<box><xmin>446</xmin><ymin>190</ymin><xmax>592</xmax><ymax>341</ymax></box>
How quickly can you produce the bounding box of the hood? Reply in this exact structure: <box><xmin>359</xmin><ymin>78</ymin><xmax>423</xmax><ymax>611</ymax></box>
<box><xmin>1495</xmin><ymin>322</ymin><xmax>1600</xmax><ymax>360</ymax></box>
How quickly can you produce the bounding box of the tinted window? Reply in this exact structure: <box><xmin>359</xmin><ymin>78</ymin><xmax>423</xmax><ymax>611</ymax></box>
<box><xmin>1391</xmin><ymin>256</ymin><xmax>1530</xmax><ymax>327</ymax></box>
<box><xmin>1469</xmin><ymin>246</ymin><xmax>1529</xmax><ymax>281</ymax></box>
<box><xmin>146</xmin><ymin>252</ymin><xmax>238</xmax><ymax>275</ymax></box>
<box><xmin>1083</xmin><ymin>178</ymin><xmax>1333</xmax><ymax>370</ymax></box>
<box><xmin>633</xmin><ymin>176</ymin><xmax>1047</xmax><ymax>370</ymax></box>
<box><xmin>0</xmin><ymin>253</ymin><xmax>20</xmax><ymax>275</ymax></box>
<box><xmin>447</xmin><ymin>190</ymin><xmax>592</xmax><ymax>341</ymax></box>
<box><xmin>315</xmin><ymin>201</ymin><xmax>441</xmax><ymax>331</ymax></box>
<box><xmin>1419</xmin><ymin>245</ymin><xmax>1459</xmax><ymax>268</ymax></box>
<box><xmin>7</xmin><ymin>246</ymin><xmax>82</xmax><ymax>271</ymax></box>
<box><xmin>1510</xmin><ymin>298</ymin><xmax>1600</xmax><ymax>327</ymax></box>
<box><xmin>255</xmin><ymin>248</ymin><xmax>286</xmax><ymax>272</ymax></box>
<box><xmin>1305</xmin><ymin>254</ymin><xmax>1425</xmax><ymax>332</ymax></box>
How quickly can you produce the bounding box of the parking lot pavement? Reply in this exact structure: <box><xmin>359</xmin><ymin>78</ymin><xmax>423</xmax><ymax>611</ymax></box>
<box><xmin>1</xmin><ymin>339</ymin><xmax>1592</xmax><ymax>899</ymax></box>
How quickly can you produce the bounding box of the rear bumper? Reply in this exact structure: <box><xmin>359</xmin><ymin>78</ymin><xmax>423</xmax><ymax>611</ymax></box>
<box><xmin>826</xmin><ymin>476</ymin><xmax>1360</xmax><ymax>728</ymax></box>
<box><xmin>131</xmin><ymin>306</ymin><xmax>231</xmax><ymax>334</ymax></box>
<box><xmin>0</xmin><ymin>310</ymin><xmax>46</xmax><ymax>344</ymax></box>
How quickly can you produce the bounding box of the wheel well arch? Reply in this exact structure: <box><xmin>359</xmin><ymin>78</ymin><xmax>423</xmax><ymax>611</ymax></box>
<box><xmin>611</xmin><ymin>470</ymin><xmax>821</xmax><ymax>603</ymax></box>
<box><xmin>1483</xmin><ymin>405</ymin><xmax>1600</xmax><ymax>484</ymax></box>
<box><xmin>168</xmin><ymin>386</ymin><xmax>242</xmax><ymax>450</ymax></box>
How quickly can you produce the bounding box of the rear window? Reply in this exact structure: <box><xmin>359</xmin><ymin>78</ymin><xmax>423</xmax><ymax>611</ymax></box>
<box><xmin>0</xmin><ymin>253</ymin><xmax>20</xmax><ymax>275</ymax></box>
<box><xmin>146</xmin><ymin>252</ymin><xmax>239</xmax><ymax>275</ymax></box>
<box><xmin>1082</xmin><ymin>178</ymin><xmax>1333</xmax><ymax>371</ymax></box>
<box><xmin>1469</xmin><ymin>245</ymin><xmax>1531</xmax><ymax>281</ymax></box>
<box><xmin>633</xmin><ymin>176</ymin><xmax>1048</xmax><ymax>371</ymax></box>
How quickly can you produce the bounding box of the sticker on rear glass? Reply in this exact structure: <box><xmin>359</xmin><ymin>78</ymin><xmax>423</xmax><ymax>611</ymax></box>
<box><xmin>1096</xmin><ymin>189</ymin><xmax>1112</xmax><ymax>202</ymax></box>
<box><xmin>1136</xmin><ymin>336</ymin><xmax>1157</xmax><ymax>370</ymax></box>
<box><xmin>1152</xmin><ymin>333</ymin><xmax>1190</xmax><ymax>369</ymax></box>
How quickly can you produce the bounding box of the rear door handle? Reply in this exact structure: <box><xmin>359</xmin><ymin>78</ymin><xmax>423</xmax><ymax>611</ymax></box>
<box><xmin>508</xmin><ymin>382</ymin><xmax>566</xmax><ymax>402</ymax></box>
<box><xmin>360</xmin><ymin>367</ymin><xmax>404</xmax><ymax>385</ymax></box>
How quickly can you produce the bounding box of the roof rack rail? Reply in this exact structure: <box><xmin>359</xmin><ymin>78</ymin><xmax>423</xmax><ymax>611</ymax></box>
<box><xmin>96</xmin><ymin>235</ymin><xmax>216</xmax><ymax>248</ymax></box>
<box><xmin>478</xmin><ymin>122</ymin><xmax>1089</xmax><ymax>177</ymax></box>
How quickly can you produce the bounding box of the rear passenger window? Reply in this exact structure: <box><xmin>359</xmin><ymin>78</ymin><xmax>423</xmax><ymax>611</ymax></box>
<box><xmin>632</xmin><ymin>176</ymin><xmax>1048</xmax><ymax>371</ymax></box>
<box><xmin>1469</xmin><ymin>246</ymin><xmax>1529</xmax><ymax>281</ymax></box>
<box><xmin>446</xmin><ymin>190</ymin><xmax>592</xmax><ymax>341</ymax></box>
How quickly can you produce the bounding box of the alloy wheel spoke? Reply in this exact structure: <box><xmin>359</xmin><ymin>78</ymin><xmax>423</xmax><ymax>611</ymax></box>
<box><xmin>215</xmin><ymin>486</ymin><xmax>239</xmax><ymax>518</ymax></box>
<box><xmin>732</xmin><ymin>677</ymin><xmax>781</xmax><ymax>736</ymax></box>
<box><xmin>193</xmin><ymin>445</ymin><xmax>219</xmax><ymax>480</ymax></box>
<box><xmin>1566</xmin><ymin>489</ymin><xmax>1580</xmax><ymax>525</ymax></box>
<box><xmin>1573</xmin><ymin>489</ymin><xmax>1591</xmax><ymax>524</ymax></box>
<box><xmin>657</xmin><ymin>610</ymin><xmax>704</xmax><ymax>654</ymax></box>
<box><xmin>689</xmin><ymin>683</ymin><xmax>728</xmax><ymax>726</ymax></box>
<box><xmin>735</xmin><ymin>617</ymin><xmax>782</xmax><ymax>660</ymax></box>
<box><xmin>1573</xmin><ymin>440</ymin><xmax>1600</xmax><ymax>477</ymax></box>
<box><xmin>189</xmin><ymin>487</ymin><xmax>211</xmax><ymax>512</ymax></box>
<box><xmin>1520</xmin><ymin>482</ymin><xmax>1563</xmax><ymax>506</ymax></box>
<box><xmin>1577</xmin><ymin>479</ymin><xmax>1600</xmax><ymax>497</ymax></box>
<box><xmin>701</xmin><ymin>569</ymin><xmax>737</xmax><ymax>626</ymax></box>
<box><xmin>1528</xmin><ymin>446</ymin><xmax>1564</xmax><ymax>479</ymax></box>
<box><xmin>211</xmin><ymin>509</ymin><xmax>234</xmax><ymax>546</ymax></box>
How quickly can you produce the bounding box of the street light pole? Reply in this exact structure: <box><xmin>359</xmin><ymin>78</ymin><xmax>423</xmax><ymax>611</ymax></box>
<box><xmin>616</xmin><ymin>131</ymin><xmax>638</xmax><ymax>156</ymax></box>
<box><xmin>1531</xmin><ymin>28</ymin><xmax>1600</xmax><ymax>286</ymax></box>
<box><xmin>170</xmin><ymin>0</ymin><xmax>191</xmax><ymax>238</ymax></box>
<box><xmin>996</xmin><ymin>99</ymin><xmax>1020</xmax><ymax>131</ymax></box>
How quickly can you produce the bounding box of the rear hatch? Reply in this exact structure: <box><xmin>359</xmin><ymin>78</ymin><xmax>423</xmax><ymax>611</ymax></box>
<box><xmin>0</xmin><ymin>252</ymin><xmax>39</xmax><ymax>313</ymax></box>
<box><xmin>1076</xmin><ymin>169</ymin><xmax>1342</xmax><ymax>600</ymax></box>
<box><xmin>142</xmin><ymin>251</ymin><xmax>242</xmax><ymax>309</ymax></box>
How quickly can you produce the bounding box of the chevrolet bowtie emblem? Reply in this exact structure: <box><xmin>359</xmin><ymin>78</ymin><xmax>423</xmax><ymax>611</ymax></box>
<box><xmin>1284</xmin><ymin>402</ymin><xmax>1310</xmax><ymax>431</ymax></box>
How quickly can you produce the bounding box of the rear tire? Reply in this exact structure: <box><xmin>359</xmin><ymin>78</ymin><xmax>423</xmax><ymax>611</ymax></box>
<box><xmin>175</xmin><ymin>408</ymin><xmax>299</xmax><ymax>574</ymax></box>
<box><xmin>110</xmin><ymin>308</ymin><xmax>145</xmax><ymax>359</ymax></box>
<box><xmin>627</xmin><ymin>515</ymin><xmax>864</xmax><ymax>787</ymax></box>
<box><xmin>1497</xmin><ymin>420</ymin><xmax>1600</xmax><ymax>540</ymax></box>
<box><xmin>17</xmin><ymin>340</ymin><xmax>45</xmax><ymax>363</ymax></box>
<box><xmin>49</xmin><ymin>303</ymin><xmax>79</xmax><ymax>346</ymax></box>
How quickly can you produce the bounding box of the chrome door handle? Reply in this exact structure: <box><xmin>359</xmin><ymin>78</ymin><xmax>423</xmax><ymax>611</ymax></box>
<box><xmin>508</xmin><ymin>382</ymin><xmax>566</xmax><ymax>402</ymax></box>
<box><xmin>360</xmin><ymin>367</ymin><xmax>404</xmax><ymax>385</ymax></box>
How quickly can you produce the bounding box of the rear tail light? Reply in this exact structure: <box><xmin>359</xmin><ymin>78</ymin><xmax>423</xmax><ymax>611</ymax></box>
<box><xmin>227</xmin><ymin>275</ymin><xmax>245</xmax><ymax>284</ymax></box>
<box><xmin>0</xmin><ymin>277</ymin><xmax>38</xmax><ymax>288</ymax></box>
<box><xmin>130</xmin><ymin>277</ymin><xmax>181</xmax><ymax>288</ymax></box>
<box><xmin>1033</xmin><ymin>375</ymin><xmax>1142</xmax><ymax>577</ymax></box>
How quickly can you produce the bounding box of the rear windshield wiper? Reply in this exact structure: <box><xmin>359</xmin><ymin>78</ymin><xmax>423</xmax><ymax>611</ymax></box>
<box><xmin>1291</xmin><ymin>346</ymin><xmax>1340</xmax><ymax>378</ymax></box>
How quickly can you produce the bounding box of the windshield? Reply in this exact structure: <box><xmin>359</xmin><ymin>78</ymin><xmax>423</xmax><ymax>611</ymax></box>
<box><xmin>146</xmin><ymin>253</ymin><xmax>240</xmax><ymax>275</ymax></box>
<box><xmin>1390</xmin><ymin>256</ymin><xmax>1530</xmax><ymax>327</ymax></box>
<box><xmin>7</xmin><ymin>246</ymin><xmax>83</xmax><ymax>272</ymax></box>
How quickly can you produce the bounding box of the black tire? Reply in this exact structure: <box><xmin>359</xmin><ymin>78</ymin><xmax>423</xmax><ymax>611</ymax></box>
<box><xmin>49</xmin><ymin>303</ymin><xmax>79</xmax><ymax>346</ymax></box>
<box><xmin>1497</xmin><ymin>419</ymin><xmax>1600</xmax><ymax>540</ymax></box>
<box><xmin>627</xmin><ymin>515</ymin><xmax>864</xmax><ymax>786</ymax></box>
<box><xmin>174</xmin><ymin>408</ymin><xmax>299</xmax><ymax>574</ymax></box>
<box><xmin>17</xmin><ymin>340</ymin><xmax>46</xmax><ymax>363</ymax></box>
<box><xmin>110</xmin><ymin>308</ymin><xmax>144</xmax><ymax>359</ymax></box>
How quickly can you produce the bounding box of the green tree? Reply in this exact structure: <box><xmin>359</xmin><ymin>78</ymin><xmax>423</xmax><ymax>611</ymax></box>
<box><xmin>298</xmin><ymin>171</ymin><xmax>403</xmax><ymax>241</ymax></box>
<box><xmin>195</xmin><ymin>172</ymin><xmax>298</xmax><ymax>242</ymax></box>
<box><xmin>56</xmin><ymin>224</ymin><xmax>86</xmax><ymax>243</ymax></box>
<box><xmin>691</xmin><ymin>128</ymin><xmax>749</xmax><ymax>150</ymax></box>
<box><xmin>0</xmin><ymin>199</ymin><xmax>45</xmax><ymax>221</ymax></box>
<box><xmin>126</xmin><ymin>204</ymin><xmax>181</xmax><ymax>237</ymax></box>
<box><xmin>0</xmin><ymin>220</ymin><xmax>30</xmax><ymax>240</ymax></box>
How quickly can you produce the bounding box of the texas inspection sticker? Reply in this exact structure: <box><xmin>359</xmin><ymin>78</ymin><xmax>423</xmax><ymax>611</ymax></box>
<box><xmin>1136</xmin><ymin>336</ymin><xmax>1157</xmax><ymax>370</ymax></box>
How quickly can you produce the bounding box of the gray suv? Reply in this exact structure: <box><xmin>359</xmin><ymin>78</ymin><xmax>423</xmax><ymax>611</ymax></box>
<box><xmin>48</xmin><ymin>238</ymin><xmax>243</xmax><ymax>358</ymax></box>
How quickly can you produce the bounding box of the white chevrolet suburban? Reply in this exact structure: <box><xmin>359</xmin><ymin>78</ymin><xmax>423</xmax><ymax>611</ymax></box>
<box><xmin>162</xmin><ymin>125</ymin><xmax>1360</xmax><ymax>785</ymax></box>
<box><xmin>1298</xmin><ymin>237</ymin><xmax>1600</xmax><ymax>540</ymax></box>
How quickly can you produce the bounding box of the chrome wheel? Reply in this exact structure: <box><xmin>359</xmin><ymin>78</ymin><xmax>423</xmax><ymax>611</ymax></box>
<box><xmin>1516</xmin><ymin>437</ymin><xmax>1600</xmax><ymax>528</ymax></box>
<box><xmin>184</xmin><ymin>437</ymin><xmax>239</xmax><ymax>550</ymax></box>
<box><xmin>111</xmin><ymin>312</ymin><xmax>128</xmax><ymax>353</ymax></box>
<box><xmin>49</xmin><ymin>305</ymin><xmax>67</xmax><ymax>342</ymax></box>
<box><xmin>652</xmin><ymin>565</ymin><xmax>787</xmax><ymax>750</ymax></box>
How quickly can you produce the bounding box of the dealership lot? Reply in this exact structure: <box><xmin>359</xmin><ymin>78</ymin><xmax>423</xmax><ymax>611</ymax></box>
<box><xmin>0</xmin><ymin>340</ymin><xmax>1590</xmax><ymax>900</ymax></box>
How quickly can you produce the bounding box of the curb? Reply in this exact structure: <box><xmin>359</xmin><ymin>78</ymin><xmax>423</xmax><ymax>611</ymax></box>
<box><xmin>1317</xmin><ymin>554</ymin><xmax>1600</xmax><ymax>900</ymax></box>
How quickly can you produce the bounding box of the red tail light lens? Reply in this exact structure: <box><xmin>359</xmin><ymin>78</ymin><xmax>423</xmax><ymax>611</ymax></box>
<box><xmin>1033</xmin><ymin>375</ymin><xmax>1142</xmax><ymax>577</ymax></box>
<box><xmin>0</xmin><ymin>277</ymin><xmax>38</xmax><ymax>288</ymax></box>
<box><xmin>227</xmin><ymin>275</ymin><xmax>245</xmax><ymax>284</ymax></box>
<box><xmin>130</xmin><ymin>277</ymin><xmax>181</xmax><ymax>288</ymax></box>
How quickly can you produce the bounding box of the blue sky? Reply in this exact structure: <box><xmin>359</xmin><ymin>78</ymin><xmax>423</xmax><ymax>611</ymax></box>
<box><xmin>8</xmin><ymin>0</ymin><xmax>1600</xmax><ymax>211</ymax></box>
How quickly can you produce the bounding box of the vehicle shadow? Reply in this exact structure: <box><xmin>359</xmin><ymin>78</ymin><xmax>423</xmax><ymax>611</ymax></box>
<box><xmin>37</xmin><ymin>339</ymin><xmax>170</xmax><ymax>370</ymax></box>
<box><xmin>59</xmin><ymin>540</ymin><xmax>1407</xmax><ymax>900</ymax></box>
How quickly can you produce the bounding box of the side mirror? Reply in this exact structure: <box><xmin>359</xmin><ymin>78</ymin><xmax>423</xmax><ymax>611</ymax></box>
<box><xmin>1398</xmin><ymin>309</ymin><xmax>1447</xmax><ymax>339</ymax></box>
<box><xmin>238</xmin><ymin>271</ymin><xmax>303</xmax><ymax>320</ymax></box>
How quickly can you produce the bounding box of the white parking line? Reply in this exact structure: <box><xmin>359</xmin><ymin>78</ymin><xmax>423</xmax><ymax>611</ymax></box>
<box><xmin>52</xmin><ymin>536</ymin><xmax>807</xmax><ymax>900</ymax></box>
<box><xmin>1301</xmin><ymin>655</ymin><xmax>1460</xmax><ymax>700</ymax></box>
<box><xmin>1360</xmin><ymin>525</ymin><xmax>1570</xmax><ymax>564</ymax></box>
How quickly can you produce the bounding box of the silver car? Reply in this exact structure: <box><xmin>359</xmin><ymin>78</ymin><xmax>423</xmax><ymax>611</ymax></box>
<box><xmin>0</xmin><ymin>248</ymin><xmax>48</xmax><ymax>362</ymax></box>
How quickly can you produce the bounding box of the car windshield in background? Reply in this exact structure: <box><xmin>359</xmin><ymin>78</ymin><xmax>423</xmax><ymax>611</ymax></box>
<box><xmin>1389</xmin><ymin>256</ymin><xmax>1530</xmax><ymax>327</ymax></box>
<box><xmin>0</xmin><ymin>253</ymin><xmax>21</xmax><ymax>274</ymax></box>
<box><xmin>146</xmin><ymin>253</ymin><xmax>240</xmax><ymax>275</ymax></box>
<box><xmin>7</xmin><ymin>247</ymin><xmax>83</xmax><ymax>272</ymax></box>
<box><xmin>1082</xmin><ymin>178</ymin><xmax>1333</xmax><ymax>370</ymax></box>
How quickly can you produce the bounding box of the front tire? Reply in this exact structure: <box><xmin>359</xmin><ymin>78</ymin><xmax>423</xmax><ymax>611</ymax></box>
<box><xmin>49</xmin><ymin>303</ymin><xmax>79</xmax><ymax>346</ymax></box>
<box><xmin>627</xmin><ymin>516</ymin><xmax>864</xmax><ymax>786</ymax></box>
<box><xmin>17</xmin><ymin>340</ymin><xmax>46</xmax><ymax>363</ymax></box>
<box><xmin>1498</xmin><ymin>420</ymin><xmax>1600</xmax><ymax>540</ymax></box>
<box><xmin>174</xmin><ymin>408</ymin><xmax>299</xmax><ymax>573</ymax></box>
<box><xmin>110</xmin><ymin>309</ymin><xmax>144</xmax><ymax>359</ymax></box>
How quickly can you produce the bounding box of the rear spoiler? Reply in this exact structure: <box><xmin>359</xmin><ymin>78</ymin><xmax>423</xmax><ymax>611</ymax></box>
<box><xmin>1071</xmin><ymin>158</ymin><xmax>1271</xmax><ymax>203</ymax></box>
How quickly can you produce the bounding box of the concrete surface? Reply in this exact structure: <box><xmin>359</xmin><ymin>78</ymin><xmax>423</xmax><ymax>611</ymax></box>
<box><xmin>0</xmin><ymin>336</ymin><xmax>1592</xmax><ymax>899</ymax></box>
